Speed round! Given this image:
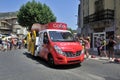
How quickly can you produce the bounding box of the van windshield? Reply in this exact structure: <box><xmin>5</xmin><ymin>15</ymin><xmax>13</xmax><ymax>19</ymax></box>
<box><xmin>49</xmin><ymin>31</ymin><xmax>75</xmax><ymax>42</ymax></box>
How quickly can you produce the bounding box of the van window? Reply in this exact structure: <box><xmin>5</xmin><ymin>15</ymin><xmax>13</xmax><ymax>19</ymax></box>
<box><xmin>49</xmin><ymin>31</ymin><xmax>74</xmax><ymax>42</ymax></box>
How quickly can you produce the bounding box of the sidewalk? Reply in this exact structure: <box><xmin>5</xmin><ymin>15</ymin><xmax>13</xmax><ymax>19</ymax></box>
<box><xmin>89</xmin><ymin>49</ymin><xmax>120</xmax><ymax>58</ymax></box>
<box><xmin>87</xmin><ymin>49</ymin><xmax>120</xmax><ymax>63</ymax></box>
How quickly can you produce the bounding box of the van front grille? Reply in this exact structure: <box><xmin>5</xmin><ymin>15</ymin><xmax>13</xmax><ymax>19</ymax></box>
<box><xmin>64</xmin><ymin>51</ymin><xmax>81</xmax><ymax>57</ymax></box>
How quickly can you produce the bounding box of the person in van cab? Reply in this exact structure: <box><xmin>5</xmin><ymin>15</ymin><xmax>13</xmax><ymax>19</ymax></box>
<box><xmin>43</xmin><ymin>32</ymin><xmax>49</xmax><ymax>45</ymax></box>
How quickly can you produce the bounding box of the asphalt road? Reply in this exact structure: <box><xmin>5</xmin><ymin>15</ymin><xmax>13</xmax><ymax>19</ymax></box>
<box><xmin>0</xmin><ymin>49</ymin><xmax>120</xmax><ymax>80</ymax></box>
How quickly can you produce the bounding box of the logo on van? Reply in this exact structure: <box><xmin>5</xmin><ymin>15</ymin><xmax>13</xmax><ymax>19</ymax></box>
<box><xmin>53</xmin><ymin>23</ymin><xmax>66</xmax><ymax>29</ymax></box>
<box><xmin>60</xmin><ymin>43</ymin><xmax>77</xmax><ymax>46</ymax></box>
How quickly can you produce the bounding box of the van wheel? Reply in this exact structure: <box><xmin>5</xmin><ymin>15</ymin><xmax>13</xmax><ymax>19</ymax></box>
<box><xmin>48</xmin><ymin>54</ymin><xmax>54</xmax><ymax>67</ymax></box>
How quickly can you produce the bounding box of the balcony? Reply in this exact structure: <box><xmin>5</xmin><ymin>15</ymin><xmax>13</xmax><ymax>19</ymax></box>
<box><xmin>0</xmin><ymin>26</ymin><xmax>12</xmax><ymax>31</ymax></box>
<box><xmin>84</xmin><ymin>9</ymin><xmax>114</xmax><ymax>24</ymax></box>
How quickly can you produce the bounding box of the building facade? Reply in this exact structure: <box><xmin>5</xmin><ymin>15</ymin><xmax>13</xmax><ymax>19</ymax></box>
<box><xmin>0</xmin><ymin>16</ymin><xmax>27</xmax><ymax>36</ymax></box>
<box><xmin>78</xmin><ymin>0</ymin><xmax>120</xmax><ymax>49</ymax></box>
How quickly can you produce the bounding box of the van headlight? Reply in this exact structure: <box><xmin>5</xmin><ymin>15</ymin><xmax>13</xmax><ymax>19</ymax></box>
<box><xmin>81</xmin><ymin>49</ymin><xmax>84</xmax><ymax>54</ymax></box>
<box><xmin>54</xmin><ymin>45</ymin><xmax>64</xmax><ymax>55</ymax></box>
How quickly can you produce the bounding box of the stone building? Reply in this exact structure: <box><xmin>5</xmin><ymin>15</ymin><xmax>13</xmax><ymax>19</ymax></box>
<box><xmin>78</xmin><ymin>0</ymin><xmax>120</xmax><ymax>49</ymax></box>
<box><xmin>0</xmin><ymin>12</ymin><xmax>27</xmax><ymax>36</ymax></box>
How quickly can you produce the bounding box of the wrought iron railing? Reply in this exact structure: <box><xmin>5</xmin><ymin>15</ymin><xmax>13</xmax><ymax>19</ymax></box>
<box><xmin>84</xmin><ymin>9</ymin><xmax>114</xmax><ymax>24</ymax></box>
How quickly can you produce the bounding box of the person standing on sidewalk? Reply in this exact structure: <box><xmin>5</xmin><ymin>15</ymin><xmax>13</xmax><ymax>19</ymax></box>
<box><xmin>12</xmin><ymin>38</ymin><xmax>18</xmax><ymax>50</ymax></box>
<box><xmin>107</xmin><ymin>36</ymin><xmax>117</xmax><ymax>60</ymax></box>
<box><xmin>17</xmin><ymin>38</ymin><xmax>22</xmax><ymax>49</ymax></box>
<box><xmin>96</xmin><ymin>38</ymin><xmax>101</xmax><ymax>56</ymax></box>
<box><xmin>2</xmin><ymin>39</ymin><xmax>8</xmax><ymax>51</ymax></box>
<box><xmin>0</xmin><ymin>37</ymin><xmax>3</xmax><ymax>50</ymax></box>
<box><xmin>100</xmin><ymin>38</ymin><xmax>108</xmax><ymax>57</ymax></box>
<box><xmin>80</xmin><ymin>37</ymin><xmax>90</xmax><ymax>59</ymax></box>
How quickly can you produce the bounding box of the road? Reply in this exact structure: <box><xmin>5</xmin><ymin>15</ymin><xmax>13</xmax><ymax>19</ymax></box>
<box><xmin>0</xmin><ymin>49</ymin><xmax>120</xmax><ymax>80</ymax></box>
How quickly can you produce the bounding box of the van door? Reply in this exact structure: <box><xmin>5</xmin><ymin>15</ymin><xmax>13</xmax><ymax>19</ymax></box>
<box><xmin>38</xmin><ymin>32</ymin><xmax>49</xmax><ymax>59</ymax></box>
<box><xmin>39</xmin><ymin>32</ymin><xmax>44</xmax><ymax>50</ymax></box>
<box><xmin>34</xmin><ymin>32</ymin><xmax>43</xmax><ymax>56</ymax></box>
<box><xmin>37</xmin><ymin>32</ymin><xmax>44</xmax><ymax>56</ymax></box>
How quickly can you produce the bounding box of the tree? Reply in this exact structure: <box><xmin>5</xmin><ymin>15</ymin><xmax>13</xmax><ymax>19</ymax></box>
<box><xmin>68</xmin><ymin>28</ymin><xmax>74</xmax><ymax>34</ymax></box>
<box><xmin>17</xmin><ymin>0</ymin><xmax>56</xmax><ymax>30</ymax></box>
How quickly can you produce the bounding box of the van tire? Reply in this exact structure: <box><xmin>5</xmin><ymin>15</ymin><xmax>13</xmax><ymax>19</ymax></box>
<box><xmin>48</xmin><ymin>54</ymin><xmax>54</xmax><ymax>67</ymax></box>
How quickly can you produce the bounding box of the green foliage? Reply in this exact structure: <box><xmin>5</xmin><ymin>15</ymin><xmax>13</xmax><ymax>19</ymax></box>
<box><xmin>17</xmin><ymin>0</ymin><xmax>56</xmax><ymax>30</ymax></box>
<box><xmin>68</xmin><ymin>28</ymin><xmax>77</xmax><ymax>35</ymax></box>
<box><xmin>68</xmin><ymin>28</ymin><xmax>74</xmax><ymax>34</ymax></box>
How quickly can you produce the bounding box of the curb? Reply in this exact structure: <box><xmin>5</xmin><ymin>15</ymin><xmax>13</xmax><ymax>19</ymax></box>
<box><xmin>84</xmin><ymin>54</ymin><xmax>120</xmax><ymax>63</ymax></box>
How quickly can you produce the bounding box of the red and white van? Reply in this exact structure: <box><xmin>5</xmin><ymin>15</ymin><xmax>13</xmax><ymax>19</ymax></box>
<box><xmin>28</xmin><ymin>22</ymin><xmax>84</xmax><ymax>66</ymax></box>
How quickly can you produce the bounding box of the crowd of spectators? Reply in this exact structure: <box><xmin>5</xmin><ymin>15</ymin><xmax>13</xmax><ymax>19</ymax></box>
<box><xmin>0</xmin><ymin>36</ymin><xmax>25</xmax><ymax>51</ymax></box>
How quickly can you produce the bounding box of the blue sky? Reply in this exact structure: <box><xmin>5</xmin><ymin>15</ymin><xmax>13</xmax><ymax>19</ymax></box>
<box><xmin>0</xmin><ymin>0</ymin><xmax>79</xmax><ymax>30</ymax></box>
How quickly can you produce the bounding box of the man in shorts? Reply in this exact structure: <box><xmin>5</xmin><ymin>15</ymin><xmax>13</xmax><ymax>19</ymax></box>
<box><xmin>100</xmin><ymin>38</ymin><xmax>108</xmax><ymax>57</ymax></box>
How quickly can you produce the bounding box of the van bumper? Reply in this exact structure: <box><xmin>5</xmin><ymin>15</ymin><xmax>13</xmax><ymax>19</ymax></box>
<box><xmin>54</xmin><ymin>53</ymin><xmax>84</xmax><ymax>65</ymax></box>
